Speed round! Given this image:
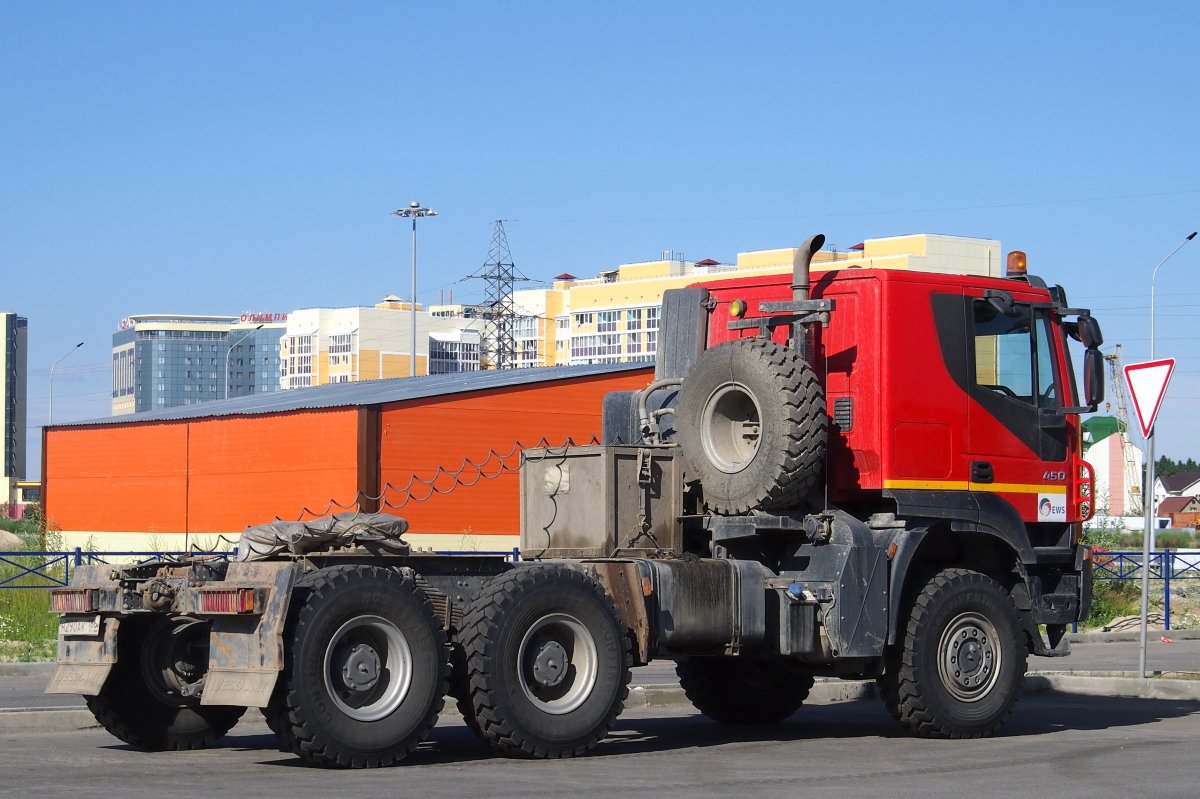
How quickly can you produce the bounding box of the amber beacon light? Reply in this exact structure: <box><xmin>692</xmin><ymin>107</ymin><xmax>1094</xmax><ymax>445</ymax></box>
<box><xmin>1006</xmin><ymin>250</ymin><xmax>1028</xmax><ymax>278</ymax></box>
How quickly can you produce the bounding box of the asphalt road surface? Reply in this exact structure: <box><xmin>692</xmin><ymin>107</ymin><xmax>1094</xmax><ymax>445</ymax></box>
<box><xmin>1</xmin><ymin>692</ymin><xmax>1198</xmax><ymax>799</ymax></box>
<box><xmin>3</xmin><ymin>639</ymin><xmax>1199</xmax><ymax>710</ymax></box>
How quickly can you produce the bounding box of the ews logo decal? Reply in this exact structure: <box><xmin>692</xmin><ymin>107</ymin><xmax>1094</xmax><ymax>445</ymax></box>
<box><xmin>1037</xmin><ymin>493</ymin><xmax>1067</xmax><ymax>522</ymax></box>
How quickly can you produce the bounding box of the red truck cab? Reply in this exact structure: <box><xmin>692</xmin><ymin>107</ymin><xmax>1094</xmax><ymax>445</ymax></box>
<box><xmin>701</xmin><ymin>264</ymin><xmax>1096</xmax><ymax>533</ymax></box>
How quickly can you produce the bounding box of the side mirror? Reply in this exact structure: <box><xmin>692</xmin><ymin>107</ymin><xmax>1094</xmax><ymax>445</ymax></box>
<box><xmin>984</xmin><ymin>289</ymin><xmax>1019</xmax><ymax>317</ymax></box>
<box><xmin>1084</xmin><ymin>347</ymin><xmax>1105</xmax><ymax>409</ymax></box>
<box><xmin>1077</xmin><ymin>314</ymin><xmax>1103</xmax><ymax>348</ymax></box>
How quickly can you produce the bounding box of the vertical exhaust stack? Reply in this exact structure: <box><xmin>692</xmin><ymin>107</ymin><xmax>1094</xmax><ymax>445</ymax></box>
<box><xmin>791</xmin><ymin>234</ymin><xmax>826</xmax><ymax>302</ymax></box>
<box><xmin>791</xmin><ymin>234</ymin><xmax>826</xmax><ymax>356</ymax></box>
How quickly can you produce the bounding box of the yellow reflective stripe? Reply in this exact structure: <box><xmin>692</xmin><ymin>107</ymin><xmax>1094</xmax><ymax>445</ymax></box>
<box><xmin>883</xmin><ymin>479</ymin><xmax>968</xmax><ymax>491</ymax></box>
<box><xmin>979</xmin><ymin>482</ymin><xmax>1066</xmax><ymax>495</ymax></box>
<box><xmin>883</xmin><ymin>479</ymin><xmax>1066</xmax><ymax>495</ymax></box>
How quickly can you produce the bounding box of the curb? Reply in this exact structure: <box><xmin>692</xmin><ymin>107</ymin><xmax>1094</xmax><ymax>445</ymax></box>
<box><xmin>1068</xmin><ymin>629</ymin><xmax>1200</xmax><ymax>644</ymax></box>
<box><xmin>625</xmin><ymin>673</ymin><xmax>1200</xmax><ymax>711</ymax></box>
<box><xmin>1025</xmin><ymin>674</ymin><xmax>1200</xmax><ymax>701</ymax></box>
<box><xmin>625</xmin><ymin>679</ymin><xmax>876</xmax><ymax>710</ymax></box>
<box><xmin>0</xmin><ymin>663</ymin><xmax>56</xmax><ymax>677</ymax></box>
<box><xmin>0</xmin><ymin>707</ymin><xmax>99</xmax><ymax>735</ymax></box>
<box><xmin>5</xmin><ymin>675</ymin><xmax>1199</xmax><ymax>736</ymax></box>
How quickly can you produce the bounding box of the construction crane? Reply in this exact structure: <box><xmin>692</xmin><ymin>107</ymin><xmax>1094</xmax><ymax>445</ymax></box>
<box><xmin>1103</xmin><ymin>344</ymin><xmax>1144</xmax><ymax>515</ymax></box>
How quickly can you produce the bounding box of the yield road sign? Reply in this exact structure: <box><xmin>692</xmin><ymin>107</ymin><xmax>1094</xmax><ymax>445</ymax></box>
<box><xmin>1124</xmin><ymin>358</ymin><xmax>1176</xmax><ymax>438</ymax></box>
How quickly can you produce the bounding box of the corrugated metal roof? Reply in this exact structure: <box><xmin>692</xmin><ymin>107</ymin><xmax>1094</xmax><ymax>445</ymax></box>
<box><xmin>56</xmin><ymin>362</ymin><xmax>653</xmax><ymax>428</ymax></box>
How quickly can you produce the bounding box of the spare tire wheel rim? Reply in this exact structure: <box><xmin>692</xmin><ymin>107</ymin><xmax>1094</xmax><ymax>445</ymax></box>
<box><xmin>323</xmin><ymin>614</ymin><xmax>414</xmax><ymax>722</ymax></box>
<box><xmin>700</xmin><ymin>381</ymin><xmax>763</xmax><ymax>474</ymax></box>
<box><xmin>517</xmin><ymin>613</ymin><xmax>599</xmax><ymax>715</ymax></box>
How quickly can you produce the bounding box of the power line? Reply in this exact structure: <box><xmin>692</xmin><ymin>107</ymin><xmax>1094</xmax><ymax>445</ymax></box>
<box><xmin>515</xmin><ymin>188</ymin><xmax>1200</xmax><ymax>225</ymax></box>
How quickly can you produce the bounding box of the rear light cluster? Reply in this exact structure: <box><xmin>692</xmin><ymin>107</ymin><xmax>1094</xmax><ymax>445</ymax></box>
<box><xmin>1075</xmin><ymin>461</ymin><xmax>1095</xmax><ymax>521</ymax></box>
<box><xmin>51</xmin><ymin>589</ymin><xmax>93</xmax><ymax>613</ymax></box>
<box><xmin>199</xmin><ymin>588</ymin><xmax>257</xmax><ymax>614</ymax></box>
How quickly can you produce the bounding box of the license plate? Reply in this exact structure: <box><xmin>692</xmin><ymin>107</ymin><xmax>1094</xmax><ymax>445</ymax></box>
<box><xmin>59</xmin><ymin>616</ymin><xmax>101</xmax><ymax>637</ymax></box>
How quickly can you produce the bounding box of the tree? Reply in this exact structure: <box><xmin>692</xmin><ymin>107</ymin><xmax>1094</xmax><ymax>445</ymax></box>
<box><xmin>1155</xmin><ymin>456</ymin><xmax>1200</xmax><ymax>479</ymax></box>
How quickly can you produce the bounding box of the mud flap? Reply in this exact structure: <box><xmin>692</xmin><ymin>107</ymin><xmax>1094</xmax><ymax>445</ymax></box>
<box><xmin>201</xmin><ymin>562</ymin><xmax>297</xmax><ymax>707</ymax></box>
<box><xmin>45</xmin><ymin>616</ymin><xmax>120</xmax><ymax>696</ymax></box>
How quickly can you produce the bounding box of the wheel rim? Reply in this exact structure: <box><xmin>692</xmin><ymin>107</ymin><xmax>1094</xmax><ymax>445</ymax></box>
<box><xmin>936</xmin><ymin>611</ymin><xmax>1002</xmax><ymax>703</ymax></box>
<box><xmin>700</xmin><ymin>382</ymin><xmax>762</xmax><ymax>474</ymax></box>
<box><xmin>517</xmin><ymin>613</ymin><xmax>599</xmax><ymax>715</ymax></box>
<box><xmin>322</xmin><ymin>614</ymin><xmax>413</xmax><ymax>722</ymax></box>
<box><xmin>140</xmin><ymin>617</ymin><xmax>210</xmax><ymax>706</ymax></box>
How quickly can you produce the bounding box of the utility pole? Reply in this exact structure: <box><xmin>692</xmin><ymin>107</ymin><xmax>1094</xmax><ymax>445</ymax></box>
<box><xmin>469</xmin><ymin>221</ymin><xmax>529</xmax><ymax>369</ymax></box>
<box><xmin>392</xmin><ymin>202</ymin><xmax>438</xmax><ymax>377</ymax></box>
<box><xmin>49</xmin><ymin>342</ymin><xmax>83</xmax><ymax>426</ymax></box>
<box><xmin>1140</xmin><ymin>231</ymin><xmax>1196</xmax><ymax>678</ymax></box>
<box><xmin>225</xmin><ymin>325</ymin><xmax>263</xmax><ymax>399</ymax></box>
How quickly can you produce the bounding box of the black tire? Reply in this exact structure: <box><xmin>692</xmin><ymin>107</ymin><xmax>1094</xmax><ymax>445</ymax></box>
<box><xmin>879</xmin><ymin>568</ymin><xmax>1026</xmax><ymax>739</ymax></box>
<box><xmin>675</xmin><ymin>338</ymin><xmax>826</xmax><ymax>514</ymax></box>
<box><xmin>447</xmin><ymin>641</ymin><xmax>484</xmax><ymax>740</ymax></box>
<box><xmin>676</xmin><ymin>656</ymin><xmax>814</xmax><ymax>724</ymax></box>
<box><xmin>460</xmin><ymin>565</ymin><xmax>632</xmax><ymax>758</ymax></box>
<box><xmin>264</xmin><ymin>565</ymin><xmax>448</xmax><ymax>768</ymax></box>
<box><xmin>85</xmin><ymin>617</ymin><xmax>246</xmax><ymax>751</ymax></box>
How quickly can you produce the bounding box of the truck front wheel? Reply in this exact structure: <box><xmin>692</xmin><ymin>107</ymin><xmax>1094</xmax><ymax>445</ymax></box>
<box><xmin>85</xmin><ymin>616</ymin><xmax>245</xmax><ymax>751</ymax></box>
<box><xmin>460</xmin><ymin>565</ymin><xmax>631</xmax><ymax>758</ymax></box>
<box><xmin>266</xmin><ymin>565</ymin><xmax>448</xmax><ymax>768</ymax></box>
<box><xmin>676</xmin><ymin>656</ymin><xmax>814</xmax><ymax>724</ymax></box>
<box><xmin>879</xmin><ymin>568</ymin><xmax>1026</xmax><ymax>739</ymax></box>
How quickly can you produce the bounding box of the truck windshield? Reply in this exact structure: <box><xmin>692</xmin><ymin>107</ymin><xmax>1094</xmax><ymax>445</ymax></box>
<box><xmin>972</xmin><ymin>301</ymin><xmax>1060</xmax><ymax>409</ymax></box>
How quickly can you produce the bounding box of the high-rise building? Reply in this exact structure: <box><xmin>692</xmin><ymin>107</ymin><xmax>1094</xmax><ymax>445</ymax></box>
<box><xmin>1</xmin><ymin>312</ymin><xmax>27</xmax><ymax>507</ymax></box>
<box><xmin>111</xmin><ymin>314</ymin><xmax>287</xmax><ymax>415</ymax></box>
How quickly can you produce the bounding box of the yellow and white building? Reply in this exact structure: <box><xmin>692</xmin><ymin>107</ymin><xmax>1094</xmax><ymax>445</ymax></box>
<box><xmin>280</xmin><ymin>297</ymin><xmax>485</xmax><ymax>388</ymax></box>
<box><xmin>490</xmin><ymin>234</ymin><xmax>1000</xmax><ymax>369</ymax></box>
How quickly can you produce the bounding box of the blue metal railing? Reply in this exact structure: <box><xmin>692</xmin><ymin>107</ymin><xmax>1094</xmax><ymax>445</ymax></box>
<box><xmin>1090</xmin><ymin>549</ymin><xmax>1200</xmax><ymax>631</ymax></box>
<box><xmin>0</xmin><ymin>546</ymin><xmax>521</xmax><ymax>591</ymax></box>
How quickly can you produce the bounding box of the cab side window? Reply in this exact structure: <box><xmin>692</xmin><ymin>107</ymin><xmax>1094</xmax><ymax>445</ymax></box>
<box><xmin>972</xmin><ymin>301</ymin><xmax>1059</xmax><ymax>408</ymax></box>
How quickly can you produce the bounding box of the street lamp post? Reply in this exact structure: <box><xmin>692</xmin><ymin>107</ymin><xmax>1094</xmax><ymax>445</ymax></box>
<box><xmin>48</xmin><ymin>342</ymin><xmax>83</xmax><ymax>426</ymax></box>
<box><xmin>392</xmin><ymin>202</ymin><xmax>438</xmax><ymax>377</ymax></box>
<box><xmin>225</xmin><ymin>325</ymin><xmax>263</xmax><ymax>399</ymax></box>
<box><xmin>1139</xmin><ymin>230</ymin><xmax>1197</xmax><ymax>678</ymax></box>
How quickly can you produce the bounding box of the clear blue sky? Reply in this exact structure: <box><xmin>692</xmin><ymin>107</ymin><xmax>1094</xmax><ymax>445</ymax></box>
<box><xmin>3</xmin><ymin>2</ymin><xmax>1198</xmax><ymax>476</ymax></box>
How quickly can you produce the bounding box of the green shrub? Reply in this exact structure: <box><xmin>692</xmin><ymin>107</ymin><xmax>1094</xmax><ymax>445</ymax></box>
<box><xmin>1085</xmin><ymin>581</ymin><xmax>1143</xmax><ymax>628</ymax></box>
<box><xmin>1155</xmin><ymin>530</ymin><xmax>1197</xmax><ymax>549</ymax></box>
<box><xmin>0</xmin><ymin>553</ymin><xmax>64</xmax><ymax>648</ymax></box>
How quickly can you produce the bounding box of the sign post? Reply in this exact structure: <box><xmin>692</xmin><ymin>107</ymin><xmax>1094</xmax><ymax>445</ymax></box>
<box><xmin>1124</xmin><ymin>358</ymin><xmax>1176</xmax><ymax>678</ymax></box>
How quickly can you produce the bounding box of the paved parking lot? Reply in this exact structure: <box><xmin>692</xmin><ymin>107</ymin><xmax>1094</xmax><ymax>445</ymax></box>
<box><xmin>1</xmin><ymin>692</ymin><xmax>1197</xmax><ymax>799</ymax></box>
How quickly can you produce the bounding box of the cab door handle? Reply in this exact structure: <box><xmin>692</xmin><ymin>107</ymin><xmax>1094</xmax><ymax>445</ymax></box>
<box><xmin>971</xmin><ymin>461</ymin><xmax>994</xmax><ymax>483</ymax></box>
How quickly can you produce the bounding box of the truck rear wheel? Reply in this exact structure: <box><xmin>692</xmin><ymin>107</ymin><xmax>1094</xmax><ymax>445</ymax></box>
<box><xmin>676</xmin><ymin>656</ymin><xmax>814</xmax><ymax>724</ymax></box>
<box><xmin>879</xmin><ymin>568</ymin><xmax>1026</xmax><ymax>739</ymax></box>
<box><xmin>85</xmin><ymin>616</ymin><xmax>246</xmax><ymax>751</ymax></box>
<box><xmin>675</xmin><ymin>338</ymin><xmax>826</xmax><ymax>514</ymax></box>
<box><xmin>265</xmin><ymin>565</ymin><xmax>448</xmax><ymax>768</ymax></box>
<box><xmin>447</xmin><ymin>641</ymin><xmax>485</xmax><ymax>740</ymax></box>
<box><xmin>460</xmin><ymin>565</ymin><xmax>631</xmax><ymax>758</ymax></box>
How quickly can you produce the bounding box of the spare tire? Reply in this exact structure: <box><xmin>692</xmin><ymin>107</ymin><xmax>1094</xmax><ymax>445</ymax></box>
<box><xmin>675</xmin><ymin>338</ymin><xmax>825</xmax><ymax>514</ymax></box>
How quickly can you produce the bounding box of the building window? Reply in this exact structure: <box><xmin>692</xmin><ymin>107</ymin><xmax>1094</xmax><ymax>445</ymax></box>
<box><xmin>284</xmin><ymin>335</ymin><xmax>314</xmax><ymax>388</ymax></box>
<box><xmin>627</xmin><ymin>309</ymin><xmax>642</xmax><ymax>330</ymax></box>
<box><xmin>429</xmin><ymin>338</ymin><xmax>481</xmax><ymax>374</ymax></box>
<box><xmin>626</xmin><ymin>332</ymin><xmax>642</xmax><ymax>354</ymax></box>
<box><xmin>556</xmin><ymin>317</ymin><xmax>569</xmax><ymax>331</ymax></box>
<box><xmin>597</xmin><ymin>311</ymin><xmax>620</xmax><ymax>332</ymax></box>
<box><xmin>574</xmin><ymin>312</ymin><xmax>594</xmax><ymax>326</ymax></box>
<box><xmin>646</xmin><ymin>306</ymin><xmax>661</xmax><ymax>330</ymax></box>
<box><xmin>513</xmin><ymin>316</ymin><xmax>538</xmax><ymax>339</ymax></box>
<box><xmin>647</xmin><ymin>330</ymin><xmax>658</xmax><ymax>354</ymax></box>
